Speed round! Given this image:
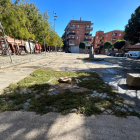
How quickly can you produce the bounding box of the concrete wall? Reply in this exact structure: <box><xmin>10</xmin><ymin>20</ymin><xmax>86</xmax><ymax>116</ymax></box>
<box><xmin>70</xmin><ymin>46</ymin><xmax>79</xmax><ymax>53</ymax></box>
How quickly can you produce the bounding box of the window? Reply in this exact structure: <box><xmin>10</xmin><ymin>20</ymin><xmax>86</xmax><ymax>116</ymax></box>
<box><xmin>92</xmin><ymin>38</ymin><xmax>93</xmax><ymax>40</ymax></box>
<box><xmin>73</xmin><ymin>25</ymin><xmax>75</xmax><ymax>27</ymax></box>
<box><xmin>77</xmin><ymin>37</ymin><xmax>78</xmax><ymax>39</ymax></box>
<box><xmin>119</xmin><ymin>33</ymin><xmax>121</xmax><ymax>36</ymax></box>
<box><xmin>72</xmin><ymin>31</ymin><xmax>75</xmax><ymax>33</ymax></box>
<box><xmin>106</xmin><ymin>34</ymin><xmax>108</xmax><ymax>37</ymax></box>
<box><xmin>87</xmin><ymin>25</ymin><xmax>89</xmax><ymax>27</ymax></box>
<box><xmin>97</xmin><ymin>36</ymin><xmax>98</xmax><ymax>38</ymax></box>
<box><xmin>72</xmin><ymin>36</ymin><xmax>74</xmax><ymax>38</ymax></box>
<box><xmin>77</xmin><ymin>31</ymin><xmax>79</xmax><ymax>34</ymax></box>
<box><xmin>112</xmin><ymin>33</ymin><xmax>117</xmax><ymax>36</ymax></box>
<box><xmin>77</xmin><ymin>25</ymin><xmax>79</xmax><ymax>28</ymax></box>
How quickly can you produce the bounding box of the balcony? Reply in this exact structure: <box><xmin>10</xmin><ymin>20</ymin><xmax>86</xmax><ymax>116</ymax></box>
<box><xmin>69</xmin><ymin>26</ymin><xmax>76</xmax><ymax>30</ymax></box>
<box><xmin>111</xmin><ymin>38</ymin><xmax>117</xmax><ymax>41</ymax></box>
<box><xmin>86</xmin><ymin>44</ymin><xmax>91</xmax><ymax>46</ymax></box>
<box><xmin>84</xmin><ymin>38</ymin><xmax>91</xmax><ymax>42</ymax></box>
<box><xmin>85</xmin><ymin>33</ymin><xmax>92</xmax><ymax>36</ymax></box>
<box><xmin>86</xmin><ymin>27</ymin><xmax>93</xmax><ymax>31</ymax></box>
<box><xmin>69</xmin><ymin>43</ymin><xmax>75</xmax><ymax>46</ymax></box>
<box><xmin>67</xmin><ymin>38</ymin><xmax>75</xmax><ymax>41</ymax></box>
<box><xmin>112</xmin><ymin>33</ymin><xmax>117</xmax><ymax>36</ymax></box>
<box><xmin>67</xmin><ymin>32</ymin><xmax>75</xmax><ymax>36</ymax></box>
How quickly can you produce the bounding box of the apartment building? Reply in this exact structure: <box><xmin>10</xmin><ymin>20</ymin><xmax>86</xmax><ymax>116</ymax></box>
<box><xmin>94</xmin><ymin>30</ymin><xmax>125</xmax><ymax>53</ymax></box>
<box><xmin>62</xmin><ymin>18</ymin><xmax>93</xmax><ymax>53</ymax></box>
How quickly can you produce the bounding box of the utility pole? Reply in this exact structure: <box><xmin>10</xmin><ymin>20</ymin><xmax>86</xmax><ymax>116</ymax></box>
<box><xmin>0</xmin><ymin>22</ymin><xmax>13</xmax><ymax>63</ymax></box>
<box><xmin>43</xmin><ymin>34</ymin><xmax>46</xmax><ymax>56</ymax></box>
<box><xmin>54</xmin><ymin>12</ymin><xmax>57</xmax><ymax>55</ymax></box>
<box><xmin>28</xmin><ymin>38</ymin><xmax>32</xmax><ymax>54</ymax></box>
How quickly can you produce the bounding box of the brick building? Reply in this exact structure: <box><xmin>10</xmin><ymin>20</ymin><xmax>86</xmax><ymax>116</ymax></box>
<box><xmin>93</xmin><ymin>30</ymin><xmax>125</xmax><ymax>53</ymax></box>
<box><xmin>62</xmin><ymin>18</ymin><xmax>93</xmax><ymax>53</ymax></box>
<box><xmin>93</xmin><ymin>30</ymin><xmax>140</xmax><ymax>53</ymax></box>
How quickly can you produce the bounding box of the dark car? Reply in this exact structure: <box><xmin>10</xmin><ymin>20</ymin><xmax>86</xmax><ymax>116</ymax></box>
<box><xmin>107</xmin><ymin>52</ymin><xmax>115</xmax><ymax>56</ymax></box>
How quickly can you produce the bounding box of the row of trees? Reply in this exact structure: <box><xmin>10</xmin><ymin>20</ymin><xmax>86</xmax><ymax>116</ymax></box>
<box><xmin>0</xmin><ymin>0</ymin><xmax>63</xmax><ymax>48</ymax></box>
<box><xmin>99</xmin><ymin>40</ymin><xmax>125</xmax><ymax>52</ymax></box>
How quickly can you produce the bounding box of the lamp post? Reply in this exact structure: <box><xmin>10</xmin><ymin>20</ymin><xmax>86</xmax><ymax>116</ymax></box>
<box><xmin>43</xmin><ymin>33</ymin><xmax>46</xmax><ymax>56</ymax></box>
<box><xmin>54</xmin><ymin>12</ymin><xmax>57</xmax><ymax>55</ymax></box>
<box><xmin>0</xmin><ymin>22</ymin><xmax>13</xmax><ymax>63</ymax></box>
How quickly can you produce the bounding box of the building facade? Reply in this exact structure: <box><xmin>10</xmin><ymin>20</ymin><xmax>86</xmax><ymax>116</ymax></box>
<box><xmin>62</xmin><ymin>18</ymin><xmax>93</xmax><ymax>53</ymax></box>
<box><xmin>93</xmin><ymin>30</ymin><xmax>125</xmax><ymax>53</ymax></box>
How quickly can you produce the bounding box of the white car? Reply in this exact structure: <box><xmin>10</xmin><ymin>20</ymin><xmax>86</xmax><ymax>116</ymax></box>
<box><xmin>125</xmin><ymin>51</ymin><xmax>140</xmax><ymax>58</ymax></box>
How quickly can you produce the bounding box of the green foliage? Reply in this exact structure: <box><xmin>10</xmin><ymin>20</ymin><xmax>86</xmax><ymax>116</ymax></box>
<box><xmin>104</xmin><ymin>41</ymin><xmax>113</xmax><ymax>49</ymax></box>
<box><xmin>114</xmin><ymin>40</ymin><xmax>125</xmax><ymax>50</ymax></box>
<box><xmin>0</xmin><ymin>0</ymin><xmax>63</xmax><ymax>46</ymax></box>
<box><xmin>79</xmin><ymin>42</ymin><xmax>86</xmax><ymax>49</ymax></box>
<box><xmin>99</xmin><ymin>45</ymin><xmax>104</xmax><ymax>50</ymax></box>
<box><xmin>124</xmin><ymin>6</ymin><xmax>140</xmax><ymax>45</ymax></box>
<box><xmin>0</xmin><ymin>69</ymin><xmax>139</xmax><ymax>118</ymax></box>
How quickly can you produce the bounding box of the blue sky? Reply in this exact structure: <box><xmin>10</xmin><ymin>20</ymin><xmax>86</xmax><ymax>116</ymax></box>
<box><xmin>29</xmin><ymin>0</ymin><xmax>140</xmax><ymax>37</ymax></box>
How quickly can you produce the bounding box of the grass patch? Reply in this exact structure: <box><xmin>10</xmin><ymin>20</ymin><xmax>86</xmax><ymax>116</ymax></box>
<box><xmin>0</xmin><ymin>69</ymin><xmax>139</xmax><ymax>118</ymax></box>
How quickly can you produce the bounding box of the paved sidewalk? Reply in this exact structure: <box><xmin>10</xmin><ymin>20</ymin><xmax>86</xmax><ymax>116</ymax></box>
<box><xmin>0</xmin><ymin>111</ymin><xmax>140</xmax><ymax>140</ymax></box>
<box><xmin>0</xmin><ymin>53</ymin><xmax>62</xmax><ymax>93</ymax></box>
<box><xmin>0</xmin><ymin>53</ymin><xmax>140</xmax><ymax>140</ymax></box>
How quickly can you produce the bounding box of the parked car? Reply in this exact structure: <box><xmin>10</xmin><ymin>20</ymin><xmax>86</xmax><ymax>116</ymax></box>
<box><xmin>118</xmin><ymin>53</ymin><xmax>124</xmax><ymax>57</ymax></box>
<box><xmin>125</xmin><ymin>51</ymin><xmax>140</xmax><ymax>58</ymax></box>
<box><xmin>107</xmin><ymin>52</ymin><xmax>115</xmax><ymax>56</ymax></box>
<box><xmin>115</xmin><ymin>53</ymin><xmax>119</xmax><ymax>57</ymax></box>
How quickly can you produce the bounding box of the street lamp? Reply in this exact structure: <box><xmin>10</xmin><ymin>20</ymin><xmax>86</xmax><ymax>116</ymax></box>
<box><xmin>54</xmin><ymin>12</ymin><xmax>57</xmax><ymax>55</ymax></box>
<box><xmin>43</xmin><ymin>33</ymin><xmax>46</xmax><ymax>56</ymax></box>
<box><xmin>0</xmin><ymin>22</ymin><xmax>13</xmax><ymax>63</ymax></box>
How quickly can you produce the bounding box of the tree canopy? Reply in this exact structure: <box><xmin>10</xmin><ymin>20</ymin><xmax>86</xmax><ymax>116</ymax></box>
<box><xmin>79</xmin><ymin>42</ymin><xmax>86</xmax><ymax>49</ymax></box>
<box><xmin>99</xmin><ymin>45</ymin><xmax>104</xmax><ymax>50</ymax></box>
<box><xmin>0</xmin><ymin>0</ymin><xmax>63</xmax><ymax>46</ymax></box>
<box><xmin>114</xmin><ymin>40</ymin><xmax>125</xmax><ymax>51</ymax></box>
<box><xmin>123</xmin><ymin>6</ymin><xmax>140</xmax><ymax>45</ymax></box>
<box><xmin>104</xmin><ymin>41</ymin><xmax>113</xmax><ymax>49</ymax></box>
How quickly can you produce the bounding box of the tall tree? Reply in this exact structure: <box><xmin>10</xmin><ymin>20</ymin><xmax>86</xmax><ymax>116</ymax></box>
<box><xmin>114</xmin><ymin>40</ymin><xmax>125</xmax><ymax>52</ymax></box>
<box><xmin>99</xmin><ymin>45</ymin><xmax>104</xmax><ymax>54</ymax></box>
<box><xmin>104</xmin><ymin>41</ymin><xmax>113</xmax><ymax>49</ymax></box>
<box><xmin>124</xmin><ymin>6</ymin><xmax>140</xmax><ymax>45</ymax></box>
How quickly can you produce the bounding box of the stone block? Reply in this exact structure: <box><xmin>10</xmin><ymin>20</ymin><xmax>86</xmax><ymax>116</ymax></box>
<box><xmin>126</xmin><ymin>73</ymin><xmax>140</xmax><ymax>87</ymax></box>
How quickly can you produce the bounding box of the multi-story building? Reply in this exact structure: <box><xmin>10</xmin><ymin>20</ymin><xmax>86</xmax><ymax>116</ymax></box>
<box><xmin>62</xmin><ymin>18</ymin><xmax>93</xmax><ymax>53</ymax></box>
<box><xmin>94</xmin><ymin>30</ymin><xmax>125</xmax><ymax>53</ymax></box>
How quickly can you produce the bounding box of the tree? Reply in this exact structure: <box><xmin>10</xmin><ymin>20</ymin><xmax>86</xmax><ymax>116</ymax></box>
<box><xmin>124</xmin><ymin>6</ymin><xmax>140</xmax><ymax>45</ymax></box>
<box><xmin>79</xmin><ymin>42</ymin><xmax>86</xmax><ymax>49</ymax></box>
<box><xmin>99</xmin><ymin>45</ymin><xmax>104</xmax><ymax>50</ymax></box>
<box><xmin>104</xmin><ymin>41</ymin><xmax>113</xmax><ymax>50</ymax></box>
<box><xmin>0</xmin><ymin>0</ymin><xmax>62</xmax><ymax>53</ymax></box>
<box><xmin>99</xmin><ymin>45</ymin><xmax>104</xmax><ymax>54</ymax></box>
<box><xmin>114</xmin><ymin>40</ymin><xmax>125</xmax><ymax>52</ymax></box>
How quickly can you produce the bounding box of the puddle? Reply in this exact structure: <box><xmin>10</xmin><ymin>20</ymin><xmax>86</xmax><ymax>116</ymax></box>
<box><xmin>62</xmin><ymin>67</ymin><xmax>66</xmax><ymax>71</ymax></box>
<box><xmin>91</xmin><ymin>61</ymin><xmax>114</xmax><ymax>65</ymax></box>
